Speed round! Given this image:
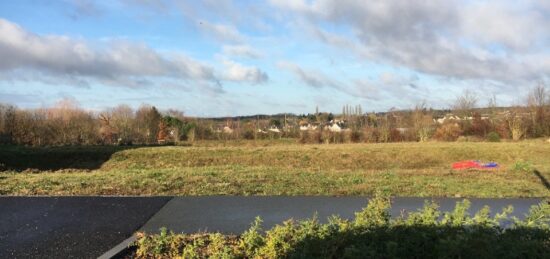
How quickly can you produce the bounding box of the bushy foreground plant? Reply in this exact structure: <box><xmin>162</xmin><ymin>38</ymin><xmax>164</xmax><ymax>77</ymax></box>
<box><xmin>134</xmin><ymin>197</ymin><xmax>550</xmax><ymax>258</ymax></box>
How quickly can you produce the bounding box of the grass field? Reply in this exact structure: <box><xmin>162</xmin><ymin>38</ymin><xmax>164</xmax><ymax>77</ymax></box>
<box><xmin>1</xmin><ymin>140</ymin><xmax>549</xmax><ymax>197</ymax></box>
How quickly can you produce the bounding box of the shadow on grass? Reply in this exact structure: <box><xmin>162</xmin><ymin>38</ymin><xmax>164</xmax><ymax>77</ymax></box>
<box><xmin>533</xmin><ymin>170</ymin><xmax>550</xmax><ymax>191</ymax></box>
<box><xmin>0</xmin><ymin>145</ymin><xmax>150</xmax><ymax>171</ymax></box>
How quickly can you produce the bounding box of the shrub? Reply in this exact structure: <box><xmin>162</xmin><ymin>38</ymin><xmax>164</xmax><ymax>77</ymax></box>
<box><xmin>363</xmin><ymin>127</ymin><xmax>378</xmax><ymax>143</ymax></box>
<box><xmin>433</xmin><ymin>123</ymin><xmax>463</xmax><ymax>141</ymax></box>
<box><xmin>350</xmin><ymin>130</ymin><xmax>364</xmax><ymax>143</ymax></box>
<box><xmin>298</xmin><ymin>131</ymin><xmax>308</xmax><ymax>144</ymax></box>
<box><xmin>511</xmin><ymin>160</ymin><xmax>533</xmax><ymax>173</ymax></box>
<box><xmin>242</xmin><ymin>129</ymin><xmax>255</xmax><ymax>140</ymax></box>
<box><xmin>238</xmin><ymin>217</ymin><xmax>264</xmax><ymax>257</ymax></box>
<box><xmin>487</xmin><ymin>131</ymin><xmax>501</xmax><ymax>142</ymax></box>
<box><xmin>456</xmin><ymin>136</ymin><xmax>483</xmax><ymax>142</ymax></box>
<box><xmin>320</xmin><ymin>130</ymin><xmax>332</xmax><ymax>144</ymax></box>
<box><xmin>134</xmin><ymin>198</ymin><xmax>550</xmax><ymax>258</ymax></box>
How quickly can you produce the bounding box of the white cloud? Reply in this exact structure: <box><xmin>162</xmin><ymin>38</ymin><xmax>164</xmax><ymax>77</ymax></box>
<box><xmin>459</xmin><ymin>1</ymin><xmax>547</xmax><ymax>50</ymax></box>
<box><xmin>0</xmin><ymin>17</ymin><xmax>276</xmax><ymax>95</ymax></box>
<box><xmin>278</xmin><ymin>61</ymin><xmax>422</xmax><ymax>102</ymax></box>
<box><xmin>222</xmin><ymin>60</ymin><xmax>268</xmax><ymax>84</ymax></box>
<box><xmin>277</xmin><ymin>61</ymin><xmax>338</xmax><ymax>89</ymax></box>
<box><xmin>198</xmin><ymin>20</ymin><xmax>244</xmax><ymax>43</ymax></box>
<box><xmin>0</xmin><ymin>18</ymin><xmax>224</xmax><ymax>89</ymax></box>
<box><xmin>222</xmin><ymin>45</ymin><xmax>262</xmax><ymax>59</ymax></box>
<box><xmin>271</xmin><ymin>0</ymin><xmax>550</xmax><ymax>86</ymax></box>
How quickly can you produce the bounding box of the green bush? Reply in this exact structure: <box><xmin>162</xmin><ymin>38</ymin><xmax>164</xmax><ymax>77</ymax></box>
<box><xmin>511</xmin><ymin>160</ymin><xmax>533</xmax><ymax>173</ymax></box>
<box><xmin>487</xmin><ymin>131</ymin><xmax>501</xmax><ymax>142</ymax></box>
<box><xmin>134</xmin><ymin>197</ymin><xmax>550</xmax><ymax>258</ymax></box>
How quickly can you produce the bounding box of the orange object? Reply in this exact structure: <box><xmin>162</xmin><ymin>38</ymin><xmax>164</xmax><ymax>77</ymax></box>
<box><xmin>452</xmin><ymin>160</ymin><xmax>498</xmax><ymax>170</ymax></box>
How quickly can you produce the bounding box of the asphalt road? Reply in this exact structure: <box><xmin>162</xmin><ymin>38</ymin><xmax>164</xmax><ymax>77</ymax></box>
<box><xmin>141</xmin><ymin>196</ymin><xmax>545</xmax><ymax>234</ymax></box>
<box><xmin>0</xmin><ymin>197</ymin><xmax>170</xmax><ymax>259</ymax></box>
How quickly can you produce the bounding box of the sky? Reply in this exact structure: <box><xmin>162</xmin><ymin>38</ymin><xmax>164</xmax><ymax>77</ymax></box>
<box><xmin>0</xmin><ymin>0</ymin><xmax>549</xmax><ymax>116</ymax></box>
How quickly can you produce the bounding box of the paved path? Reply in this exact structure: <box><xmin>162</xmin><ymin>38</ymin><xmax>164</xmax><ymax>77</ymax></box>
<box><xmin>0</xmin><ymin>196</ymin><xmax>545</xmax><ymax>258</ymax></box>
<box><xmin>0</xmin><ymin>197</ymin><xmax>170</xmax><ymax>259</ymax></box>
<box><xmin>140</xmin><ymin>196</ymin><xmax>545</xmax><ymax>234</ymax></box>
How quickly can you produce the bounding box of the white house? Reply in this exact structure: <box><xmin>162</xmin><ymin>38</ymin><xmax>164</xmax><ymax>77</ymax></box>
<box><xmin>326</xmin><ymin>123</ymin><xmax>342</xmax><ymax>132</ymax></box>
<box><xmin>299</xmin><ymin>124</ymin><xmax>318</xmax><ymax>131</ymax></box>
<box><xmin>268</xmin><ymin>126</ymin><xmax>281</xmax><ymax>133</ymax></box>
<box><xmin>223</xmin><ymin>126</ymin><xmax>233</xmax><ymax>134</ymax></box>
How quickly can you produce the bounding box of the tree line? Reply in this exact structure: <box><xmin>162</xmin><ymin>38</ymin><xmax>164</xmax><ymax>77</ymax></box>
<box><xmin>0</xmin><ymin>99</ymin><xmax>186</xmax><ymax>146</ymax></box>
<box><xmin>0</xmin><ymin>85</ymin><xmax>549</xmax><ymax>146</ymax></box>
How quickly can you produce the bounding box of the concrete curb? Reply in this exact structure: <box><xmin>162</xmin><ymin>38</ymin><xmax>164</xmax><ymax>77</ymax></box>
<box><xmin>97</xmin><ymin>197</ymin><xmax>174</xmax><ymax>258</ymax></box>
<box><xmin>97</xmin><ymin>235</ymin><xmax>137</xmax><ymax>259</ymax></box>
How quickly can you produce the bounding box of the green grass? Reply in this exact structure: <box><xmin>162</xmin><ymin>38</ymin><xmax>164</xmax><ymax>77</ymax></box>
<box><xmin>1</xmin><ymin>140</ymin><xmax>550</xmax><ymax>197</ymax></box>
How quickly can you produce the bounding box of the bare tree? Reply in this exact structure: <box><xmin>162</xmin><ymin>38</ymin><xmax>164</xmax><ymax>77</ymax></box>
<box><xmin>528</xmin><ymin>83</ymin><xmax>547</xmax><ymax>107</ymax></box>
<box><xmin>412</xmin><ymin>101</ymin><xmax>433</xmax><ymax>142</ymax></box>
<box><xmin>108</xmin><ymin>105</ymin><xmax>136</xmax><ymax>144</ymax></box>
<box><xmin>508</xmin><ymin>112</ymin><xmax>527</xmax><ymax>141</ymax></box>
<box><xmin>527</xmin><ymin>83</ymin><xmax>548</xmax><ymax>136</ymax></box>
<box><xmin>453</xmin><ymin>90</ymin><xmax>478</xmax><ymax>117</ymax></box>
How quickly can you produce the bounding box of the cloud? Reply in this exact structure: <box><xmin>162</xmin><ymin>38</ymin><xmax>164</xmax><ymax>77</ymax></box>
<box><xmin>277</xmin><ymin>61</ymin><xmax>338</xmax><ymax>89</ymax></box>
<box><xmin>66</xmin><ymin>0</ymin><xmax>103</xmax><ymax>19</ymax></box>
<box><xmin>278</xmin><ymin>61</ymin><xmax>422</xmax><ymax>102</ymax></box>
<box><xmin>271</xmin><ymin>0</ymin><xmax>550</xmax><ymax>86</ymax></box>
<box><xmin>198</xmin><ymin>20</ymin><xmax>244</xmax><ymax>43</ymax></box>
<box><xmin>222</xmin><ymin>60</ymin><xmax>268</xmax><ymax>84</ymax></box>
<box><xmin>222</xmin><ymin>45</ymin><xmax>263</xmax><ymax>59</ymax></box>
<box><xmin>120</xmin><ymin>0</ymin><xmax>169</xmax><ymax>12</ymax></box>
<box><xmin>459</xmin><ymin>1</ymin><xmax>547</xmax><ymax>50</ymax></box>
<box><xmin>178</xmin><ymin>0</ymin><xmax>273</xmax><ymax>33</ymax></box>
<box><xmin>0</xmin><ymin>18</ymin><xmax>221</xmax><ymax>88</ymax></box>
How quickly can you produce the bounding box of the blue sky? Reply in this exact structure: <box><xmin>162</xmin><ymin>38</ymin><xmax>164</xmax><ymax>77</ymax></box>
<box><xmin>0</xmin><ymin>0</ymin><xmax>549</xmax><ymax>116</ymax></box>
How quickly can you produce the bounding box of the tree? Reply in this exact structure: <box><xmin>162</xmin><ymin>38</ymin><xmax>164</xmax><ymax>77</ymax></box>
<box><xmin>412</xmin><ymin>101</ymin><xmax>433</xmax><ymax>142</ymax></box>
<box><xmin>327</xmin><ymin>113</ymin><xmax>334</xmax><ymax>122</ymax></box>
<box><xmin>269</xmin><ymin>118</ymin><xmax>282</xmax><ymax>128</ymax></box>
<box><xmin>46</xmin><ymin>98</ymin><xmax>98</xmax><ymax>145</ymax></box>
<box><xmin>108</xmin><ymin>105</ymin><xmax>136</xmax><ymax>144</ymax></box>
<box><xmin>527</xmin><ymin>83</ymin><xmax>548</xmax><ymax>137</ymax></box>
<box><xmin>136</xmin><ymin>105</ymin><xmax>162</xmax><ymax>144</ymax></box>
<box><xmin>0</xmin><ymin>104</ymin><xmax>16</xmax><ymax>144</ymax></box>
<box><xmin>453</xmin><ymin>90</ymin><xmax>478</xmax><ymax>117</ymax></box>
<box><xmin>99</xmin><ymin>113</ymin><xmax>115</xmax><ymax>144</ymax></box>
<box><xmin>157</xmin><ymin>120</ymin><xmax>168</xmax><ymax>144</ymax></box>
<box><xmin>508</xmin><ymin>112</ymin><xmax>527</xmax><ymax>141</ymax></box>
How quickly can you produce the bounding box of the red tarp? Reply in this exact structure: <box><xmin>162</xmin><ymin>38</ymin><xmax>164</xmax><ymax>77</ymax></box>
<box><xmin>452</xmin><ymin>160</ymin><xmax>499</xmax><ymax>170</ymax></box>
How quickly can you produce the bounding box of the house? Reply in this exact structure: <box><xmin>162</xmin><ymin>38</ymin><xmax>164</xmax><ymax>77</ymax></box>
<box><xmin>268</xmin><ymin>126</ymin><xmax>281</xmax><ymax>133</ymax></box>
<box><xmin>326</xmin><ymin>123</ymin><xmax>342</xmax><ymax>132</ymax></box>
<box><xmin>299</xmin><ymin>124</ymin><xmax>318</xmax><ymax>131</ymax></box>
<box><xmin>435</xmin><ymin>113</ymin><xmax>492</xmax><ymax>124</ymax></box>
<box><xmin>434</xmin><ymin>114</ymin><xmax>462</xmax><ymax>124</ymax></box>
<box><xmin>223</xmin><ymin>126</ymin><xmax>233</xmax><ymax>134</ymax></box>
